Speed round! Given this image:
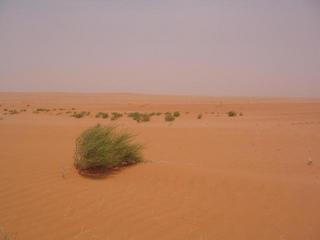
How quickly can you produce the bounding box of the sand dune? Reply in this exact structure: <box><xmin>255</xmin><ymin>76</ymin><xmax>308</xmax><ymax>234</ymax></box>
<box><xmin>0</xmin><ymin>93</ymin><xmax>320</xmax><ymax>240</ymax></box>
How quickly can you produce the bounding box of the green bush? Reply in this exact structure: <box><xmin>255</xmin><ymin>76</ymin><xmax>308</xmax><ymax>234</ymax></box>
<box><xmin>9</xmin><ymin>109</ymin><xmax>19</xmax><ymax>115</ymax></box>
<box><xmin>173</xmin><ymin>111</ymin><xmax>180</xmax><ymax>117</ymax></box>
<box><xmin>111</xmin><ymin>112</ymin><xmax>123</xmax><ymax>121</ymax></box>
<box><xmin>128</xmin><ymin>112</ymin><xmax>141</xmax><ymax>122</ymax></box>
<box><xmin>36</xmin><ymin>108</ymin><xmax>50</xmax><ymax>112</ymax></box>
<box><xmin>96</xmin><ymin>112</ymin><xmax>109</xmax><ymax>119</ymax></box>
<box><xmin>74</xmin><ymin>125</ymin><xmax>142</xmax><ymax>171</ymax></box>
<box><xmin>72</xmin><ymin>111</ymin><xmax>87</xmax><ymax>118</ymax></box>
<box><xmin>128</xmin><ymin>112</ymin><xmax>150</xmax><ymax>122</ymax></box>
<box><xmin>228</xmin><ymin>111</ymin><xmax>237</xmax><ymax>117</ymax></box>
<box><xmin>165</xmin><ymin>112</ymin><xmax>175</xmax><ymax>122</ymax></box>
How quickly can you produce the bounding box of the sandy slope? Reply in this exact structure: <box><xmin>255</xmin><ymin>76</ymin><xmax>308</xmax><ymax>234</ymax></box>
<box><xmin>0</xmin><ymin>93</ymin><xmax>320</xmax><ymax>240</ymax></box>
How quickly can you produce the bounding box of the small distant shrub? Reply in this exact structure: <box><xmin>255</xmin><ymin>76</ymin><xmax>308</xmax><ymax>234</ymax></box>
<box><xmin>156</xmin><ymin>112</ymin><xmax>162</xmax><ymax>116</ymax></box>
<box><xmin>36</xmin><ymin>108</ymin><xmax>50</xmax><ymax>112</ymax></box>
<box><xmin>140</xmin><ymin>113</ymin><xmax>150</xmax><ymax>122</ymax></box>
<box><xmin>165</xmin><ymin>112</ymin><xmax>175</xmax><ymax>122</ymax></box>
<box><xmin>71</xmin><ymin>108</ymin><xmax>76</xmax><ymax>110</ymax></box>
<box><xmin>111</xmin><ymin>112</ymin><xmax>123</xmax><ymax>121</ymax></box>
<box><xmin>197</xmin><ymin>113</ymin><xmax>202</xmax><ymax>119</ymax></box>
<box><xmin>228</xmin><ymin>111</ymin><xmax>237</xmax><ymax>117</ymax></box>
<box><xmin>128</xmin><ymin>112</ymin><xmax>150</xmax><ymax>122</ymax></box>
<box><xmin>72</xmin><ymin>111</ymin><xmax>87</xmax><ymax>118</ymax></box>
<box><xmin>4</xmin><ymin>109</ymin><xmax>8</xmax><ymax>111</ymax></box>
<box><xmin>96</xmin><ymin>112</ymin><xmax>109</xmax><ymax>119</ymax></box>
<box><xmin>128</xmin><ymin>112</ymin><xmax>140</xmax><ymax>121</ymax></box>
<box><xmin>74</xmin><ymin>124</ymin><xmax>143</xmax><ymax>172</ymax></box>
<box><xmin>9</xmin><ymin>109</ymin><xmax>19</xmax><ymax>115</ymax></box>
<box><xmin>239</xmin><ymin>112</ymin><xmax>243</xmax><ymax>116</ymax></box>
<box><xmin>173</xmin><ymin>111</ymin><xmax>180</xmax><ymax>117</ymax></box>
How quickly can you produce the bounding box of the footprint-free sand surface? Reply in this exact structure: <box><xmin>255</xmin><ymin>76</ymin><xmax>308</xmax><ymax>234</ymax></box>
<box><xmin>0</xmin><ymin>93</ymin><xmax>320</xmax><ymax>240</ymax></box>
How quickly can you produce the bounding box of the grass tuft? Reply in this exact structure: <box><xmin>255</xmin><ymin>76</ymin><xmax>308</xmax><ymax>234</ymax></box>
<box><xmin>71</xmin><ymin>111</ymin><xmax>87</xmax><ymax>118</ymax></box>
<box><xmin>96</xmin><ymin>112</ymin><xmax>109</xmax><ymax>119</ymax></box>
<box><xmin>173</xmin><ymin>111</ymin><xmax>180</xmax><ymax>117</ymax></box>
<box><xmin>8</xmin><ymin>109</ymin><xmax>19</xmax><ymax>115</ymax></box>
<box><xmin>227</xmin><ymin>111</ymin><xmax>237</xmax><ymax>117</ymax></box>
<box><xmin>111</xmin><ymin>112</ymin><xmax>123</xmax><ymax>121</ymax></box>
<box><xmin>74</xmin><ymin>124</ymin><xmax>143</xmax><ymax>172</ymax></box>
<box><xmin>164</xmin><ymin>112</ymin><xmax>175</xmax><ymax>122</ymax></box>
<box><xmin>128</xmin><ymin>112</ymin><xmax>151</xmax><ymax>122</ymax></box>
<box><xmin>36</xmin><ymin>108</ymin><xmax>50</xmax><ymax>112</ymax></box>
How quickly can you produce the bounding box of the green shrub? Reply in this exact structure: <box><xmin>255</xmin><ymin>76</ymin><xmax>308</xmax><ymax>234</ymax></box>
<box><xmin>165</xmin><ymin>112</ymin><xmax>175</xmax><ymax>122</ymax></box>
<box><xmin>96</xmin><ymin>112</ymin><xmax>109</xmax><ymax>119</ymax></box>
<box><xmin>36</xmin><ymin>108</ymin><xmax>50</xmax><ymax>112</ymax></box>
<box><xmin>197</xmin><ymin>113</ymin><xmax>202</xmax><ymax>119</ymax></box>
<box><xmin>140</xmin><ymin>113</ymin><xmax>150</xmax><ymax>122</ymax></box>
<box><xmin>173</xmin><ymin>111</ymin><xmax>180</xmax><ymax>117</ymax></box>
<box><xmin>128</xmin><ymin>112</ymin><xmax>150</xmax><ymax>122</ymax></box>
<box><xmin>228</xmin><ymin>111</ymin><xmax>237</xmax><ymax>117</ymax></box>
<box><xmin>74</xmin><ymin>125</ymin><xmax>142</xmax><ymax>171</ymax></box>
<box><xmin>72</xmin><ymin>111</ymin><xmax>87</xmax><ymax>118</ymax></box>
<box><xmin>111</xmin><ymin>112</ymin><xmax>123</xmax><ymax>121</ymax></box>
<box><xmin>9</xmin><ymin>109</ymin><xmax>19</xmax><ymax>115</ymax></box>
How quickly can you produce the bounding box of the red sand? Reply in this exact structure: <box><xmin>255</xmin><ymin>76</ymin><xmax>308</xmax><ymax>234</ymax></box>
<box><xmin>0</xmin><ymin>93</ymin><xmax>320</xmax><ymax>240</ymax></box>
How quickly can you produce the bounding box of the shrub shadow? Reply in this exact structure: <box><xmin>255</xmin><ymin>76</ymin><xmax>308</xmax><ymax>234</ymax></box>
<box><xmin>77</xmin><ymin>164</ymin><xmax>140</xmax><ymax>180</ymax></box>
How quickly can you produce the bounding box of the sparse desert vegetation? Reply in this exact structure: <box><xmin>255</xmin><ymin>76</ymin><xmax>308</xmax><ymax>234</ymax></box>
<box><xmin>111</xmin><ymin>112</ymin><xmax>123</xmax><ymax>121</ymax></box>
<box><xmin>228</xmin><ymin>111</ymin><xmax>237</xmax><ymax>117</ymax></box>
<box><xmin>8</xmin><ymin>109</ymin><xmax>19</xmax><ymax>115</ymax></box>
<box><xmin>71</xmin><ymin>111</ymin><xmax>89</xmax><ymax>118</ymax></box>
<box><xmin>197</xmin><ymin>113</ymin><xmax>202</xmax><ymax>119</ymax></box>
<box><xmin>74</xmin><ymin>124</ymin><xmax>142</xmax><ymax>172</ymax></box>
<box><xmin>95</xmin><ymin>112</ymin><xmax>109</xmax><ymax>119</ymax></box>
<box><xmin>128</xmin><ymin>112</ymin><xmax>151</xmax><ymax>122</ymax></box>
<box><xmin>36</xmin><ymin>108</ymin><xmax>50</xmax><ymax>112</ymax></box>
<box><xmin>165</xmin><ymin>112</ymin><xmax>175</xmax><ymax>122</ymax></box>
<box><xmin>173</xmin><ymin>111</ymin><xmax>180</xmax><ymax>117</ymax></box>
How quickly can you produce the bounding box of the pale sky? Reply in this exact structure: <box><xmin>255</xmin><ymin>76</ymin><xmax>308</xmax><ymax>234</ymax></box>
<box><xmin>0</xmin><ymin>0</ymin><xmax>319</xmax><ymax>97</ymax></box>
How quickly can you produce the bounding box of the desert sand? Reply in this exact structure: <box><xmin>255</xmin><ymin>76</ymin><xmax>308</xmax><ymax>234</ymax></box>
<box><xmin>0</xmin><ymin>92</ymin><xmax>320</xmax><ymax>240</ymax></box>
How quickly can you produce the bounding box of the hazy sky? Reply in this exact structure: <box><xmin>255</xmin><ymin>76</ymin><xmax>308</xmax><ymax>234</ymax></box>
<box><xmin>0</xmin><ymin>0</ymin><xmax>319</xmax><ymax>97</ymax></box>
